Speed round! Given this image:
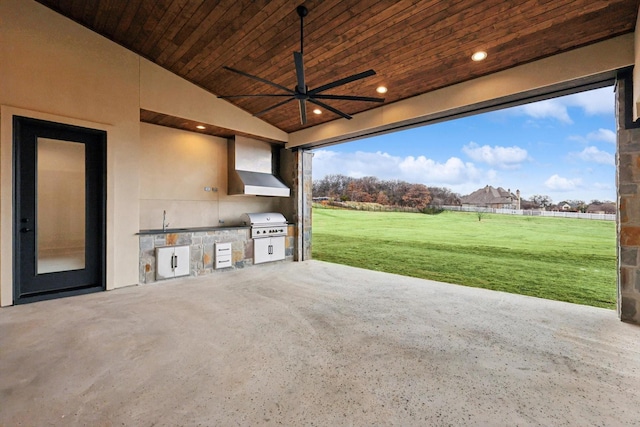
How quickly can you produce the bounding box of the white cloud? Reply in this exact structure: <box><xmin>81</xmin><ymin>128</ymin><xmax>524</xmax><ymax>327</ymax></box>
<box><xmin>575</xmin><ymin>146</ymin><xmax>615</xmax><ymax>166</ymax></box>
<box><xmin>565</xmin><ymin>87</ymin><xmax>614</xmax><ymax>116</ymax></box>
<box><xmin>544</xmin><ymin>174</ymin><xmax>582</xmax><ymax>191</ymax></box>
<box><xmin>569</xmin><ymin>128</ymin><xmax>616</xmax><ymax>144</ymax></box>
<box><xmin>312</xmin><ymin>149</ymin><xmax>483</xmax><ymax>186</ymax></box>
<box><xmin>399</xmin><ymin>156</ymin><xmax>481</xmax><ymax>184</ymax></box>
<box><xmin>520</xmin><ymin>100</ymin><xmax>573</xmax><ymax>124</ymax></box>
<box><xmin>462</xmin><ymin>142</ymin><xmax>529</xmax><ymax>169</ymax></box>
<box><xmin>587</xmin><ymin>128</ymin><xmax>616</xmax><ymax>144</ymax></box>
<box><xmin>515</xmin><ymin>87</ymin><xmax>613</xmax><ymax>124</ymax></box>
<box><xmin>312</xmin><ymin>149</ymin><xmax>406</xmax><ymax>179</ymax></box>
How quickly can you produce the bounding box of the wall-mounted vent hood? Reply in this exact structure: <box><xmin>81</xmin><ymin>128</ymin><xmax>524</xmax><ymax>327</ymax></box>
<box><xmin>228</xmin><ymin>136</ymin><xmax>290</xmax><ymax>197</ymax></box>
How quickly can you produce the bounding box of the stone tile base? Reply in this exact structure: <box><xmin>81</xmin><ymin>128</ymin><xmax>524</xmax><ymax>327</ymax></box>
<box><xmin>139</xmin><ymin>226</ymin><xmax>295</xmax><ymax>284</ymax></box>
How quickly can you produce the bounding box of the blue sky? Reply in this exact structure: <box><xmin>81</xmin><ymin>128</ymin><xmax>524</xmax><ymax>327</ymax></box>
<box><xmin>312</xmin><ymin>86</ymin><xmax>616</xmax><ymax>203</ymax></box>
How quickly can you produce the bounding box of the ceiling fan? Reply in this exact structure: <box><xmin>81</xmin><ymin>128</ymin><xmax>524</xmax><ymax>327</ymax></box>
<box><xmin>218</xmin><ymin>5</ymin><xmax>385</xmax><ymax>125</ymax></box>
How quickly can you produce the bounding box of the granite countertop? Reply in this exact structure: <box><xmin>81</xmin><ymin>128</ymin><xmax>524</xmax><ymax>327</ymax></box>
<box><xmin>137</xmin><ymin>225</ymin><xmax>249</xmax><ymax>235</ymax></box>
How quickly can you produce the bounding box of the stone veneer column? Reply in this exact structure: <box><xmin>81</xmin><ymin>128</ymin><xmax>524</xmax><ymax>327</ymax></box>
<box><xmin>617</xmin><ymin>74</ymin><xmax>640</xmax><ymax>324</ymax></box>
<box><xmin>280</xmin><ymin>148</ymin><xmax>313</xmax><ymax>261</ymax></box>
<box><xmin>303</xmin><ymin>150</ymin><xmax>313</xmax><ymax>259</ymax></box>
<box><xmin>294</xmin><ymin>149</ymin><xmax>313</xmax><ymax>261</ymax></box>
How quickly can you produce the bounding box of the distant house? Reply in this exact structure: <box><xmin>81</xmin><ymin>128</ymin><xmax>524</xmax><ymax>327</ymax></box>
<box><xmin>558</xmin><ymin>202</ymin><xmax>572</xmax><ymax>211</ymax></box>
<box><xmin>587</xmin><ymin>202</ymin><xmax>616</xmax><ymax>215</ymax></box>
<box><xmin>461</xmin><ymin>185</ymin><xmax>520</xmax><ymax>209</ymax></box>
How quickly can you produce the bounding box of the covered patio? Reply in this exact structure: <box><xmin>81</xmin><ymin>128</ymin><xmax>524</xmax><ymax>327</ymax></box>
<box><xmin>2</xmin><ymin>261</ymin><xmax>638</xmax><ymax>426</ymax></box>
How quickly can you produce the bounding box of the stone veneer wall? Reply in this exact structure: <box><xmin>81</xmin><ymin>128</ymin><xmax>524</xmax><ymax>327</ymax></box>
<box><xmin>139</xmin><ymin>225</ymin><xmax>295</xmax><ymax>284</ymax></box>
<box><xmin>301</xmin><ymin>150</ymin><xmax>313</xmax><ymax>260</ymax></box>
<box><xmin>617</xmin><ymin>74</ymin><xmax>640</xmax><ymax>324</ymax></box>
<box><xmin>281</xmin><ymin>148</ymin><xmax>313</xmax><ymax>261</ymax></box>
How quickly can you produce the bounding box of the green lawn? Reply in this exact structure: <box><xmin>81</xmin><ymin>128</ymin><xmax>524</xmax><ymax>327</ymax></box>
<box><xmin>312</xmin><ymin>208</ymin><xmax>617</xmax><ymax>309</ymax></box>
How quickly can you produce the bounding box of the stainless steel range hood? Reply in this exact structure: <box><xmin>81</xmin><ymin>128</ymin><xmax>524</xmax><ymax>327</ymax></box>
<box><xmin>228</xmin><ymin>136</ymin><xmax>290</xmax><ymax>197</ymax></box>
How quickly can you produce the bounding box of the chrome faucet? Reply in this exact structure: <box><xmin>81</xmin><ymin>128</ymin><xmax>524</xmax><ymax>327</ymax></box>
<box><xmin>162</xmin><ymin>210</ymin><xmax>170</xmax><ymax>232</ymax></box>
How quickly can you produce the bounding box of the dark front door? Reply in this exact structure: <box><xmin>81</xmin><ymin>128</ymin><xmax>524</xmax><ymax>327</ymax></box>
<box><xmin>14</xmin><ymin>116</ymin><xmax>106</xmax><ymax>304</ymax></box>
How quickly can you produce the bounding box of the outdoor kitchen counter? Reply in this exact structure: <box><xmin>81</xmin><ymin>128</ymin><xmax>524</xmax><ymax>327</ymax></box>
<box><xmin>137</xmin><ymin>225</ymin><xmax>249</xmax><ymax>235</ymax></box>
<box><xmin>137</xmin><ymin>224</ymin><xmax>294</xmax><ymax>283</ymax></box>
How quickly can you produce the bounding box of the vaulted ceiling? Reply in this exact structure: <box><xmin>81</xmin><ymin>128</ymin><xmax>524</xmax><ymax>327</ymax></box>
<box><xmin>36</xmin><ymin>0</ymin><xmax>638</xmax><ymax>135</ymax></box>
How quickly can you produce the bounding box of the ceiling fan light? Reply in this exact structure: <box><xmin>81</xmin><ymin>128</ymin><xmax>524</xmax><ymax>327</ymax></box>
<box><xmin>376</xmin><ymin>86</ymin><xmax>388</xmax><ymax>94</ymax></box>
<box><xmin>313</xmin><ymin>108</ymin><xmax>322</xmax><ymax>115</ymax></box>
<box><xmin>471</xmin><ymin>51</ymin><xmax>487</xmax><ymax>61</ymax></box>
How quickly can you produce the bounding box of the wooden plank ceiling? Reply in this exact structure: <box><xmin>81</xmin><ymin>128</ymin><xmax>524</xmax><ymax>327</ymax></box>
<box><xmin>37</xmin><ymin>0</ymin><xmax>638</xmax><ymax>135</ymax></box>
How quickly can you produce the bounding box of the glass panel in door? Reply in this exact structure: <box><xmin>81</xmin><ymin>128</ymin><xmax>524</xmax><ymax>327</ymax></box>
<box><xmin>36</xmin><ymin>138</ymin><xmax>85</xmax><ymax>274</ymax></box>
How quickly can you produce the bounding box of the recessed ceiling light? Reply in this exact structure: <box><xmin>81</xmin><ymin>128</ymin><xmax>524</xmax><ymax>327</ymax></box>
<box><xmin>196</xmin><ymin>125</ymin><xmax>206</xmax><ymax>130</ymax></box>
<box><xmin>376</xmin><ymin>86</ymin><xmax>388</xmax><ymax>94</ymax></box>
<box><xmin>471</xmin><ymin>51</ymin><xmax>487</xmax><ymax>62</ymax></box>
<box><xmin>313</xmin><ymin>109</ymin><xmax>322</xmax><ymax>115</ymax></box>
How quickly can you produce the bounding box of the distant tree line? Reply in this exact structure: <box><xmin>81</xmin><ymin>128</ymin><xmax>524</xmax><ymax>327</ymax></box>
<box><xmin>314</xmin><ymin>175</ymin><xmax>614</xmax><ymax>213</ymax></box>
<box><xmin>312</xmin><ymin>174</ymin><xmax>461</xmax><ymax>210</ymax></box>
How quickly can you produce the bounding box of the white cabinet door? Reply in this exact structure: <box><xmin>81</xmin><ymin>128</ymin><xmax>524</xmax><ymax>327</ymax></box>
<box><xmin>173</xmin><ymin>245</ymin><xmax>190</xmax><ymax>277</ymax></box>
<box><xmin>156</xmin><ymin>246</ymin><xmax>175</xmax><ymax>280</ymax></box>
<box><xmin>253</xmin><ymin>237</ymin><xmax>285</xmax><ymax>264</ymax></box>
<box><xmin>270</xmin><ymin>236</ymin><xmax>285</xmax><ymax>261</ymax></box>
<box><xmin>156</xmin><ymin>245</ymin><xmax>190</xmax><ymax>279</ymax></box>
<box><xmin>254</xmin><ymin>238</ymin><xmax>271</xmax><ymax>264</ymax></box>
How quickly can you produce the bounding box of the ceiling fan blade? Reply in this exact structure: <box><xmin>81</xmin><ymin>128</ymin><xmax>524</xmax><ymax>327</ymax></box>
<box><xmin>223</xmin><ymin>66</ymin><xmax>293</xmax><ymax>94</ymax></box>
<box><xmin>293</xmin><ymin>52</ymin><xmax>306</xmax><ymax>94</ymax></box>
<box><xmin>309</xmin><ymin>69</ymin><xmax>377</xmax><ymax>95</ymax></box>
<box><xmin>221</xmin><ymin>6</ymin><xmax>376</xmax><ymax>125</ymax></box>
<box><xmin>309</xmin><ymin>99</ymin><xmax>352</xmax><ymax>120</ymax></box>
<box><xmin>298</xmin><ymin>99</ymin><xmax>307</xmax><ymax>125</ymax></box>
<box><xmin>254</xmin><ymin>97</ymin><xmax>295</xmax><ymax>117</ymax></box>
<box><xmin>312</xmin><ymin>94</ymin><xmax>385</xmax><ymax>102</ymax></box>
<box><xmin>218</xmin><ymin>94</ymin><xmax>293</xmax><ymax>99</ymax></box>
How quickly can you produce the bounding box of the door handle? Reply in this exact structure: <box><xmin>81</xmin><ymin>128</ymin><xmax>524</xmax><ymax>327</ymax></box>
<box><xmin>20</xmin><ymin>227</ymin><xmax>32</xmax><ymax>233</ymax></box>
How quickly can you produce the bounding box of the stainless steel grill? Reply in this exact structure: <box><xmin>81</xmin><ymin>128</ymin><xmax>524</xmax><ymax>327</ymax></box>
<box><xmin>240</xmin><ymin>212</ymin><xmax>288</xmax><ymax>238</ymax></box>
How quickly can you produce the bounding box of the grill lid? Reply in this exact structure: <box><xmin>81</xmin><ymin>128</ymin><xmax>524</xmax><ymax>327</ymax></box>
<box><xmin>241</xmin><ymin>212</ymin><xmax>287</xmax><ymax>226</ymax></box>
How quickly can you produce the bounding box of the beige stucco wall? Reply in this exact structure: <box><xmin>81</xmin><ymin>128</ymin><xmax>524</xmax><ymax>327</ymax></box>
<box><xmin>0</xmin><ymin>0</ymin><xmax>141</xmax><ymax>304</ymax></box>
<box><xmin>139</xmin><ymin>123</ymin><xmax>283</xmax><ymax>230</ymax></box>
<box><xmin>0</xmin><ymin>0</ymin><xmax>290</xmax><ymax>305</ymax></box>
<box><xmin>140</xmin><ymin>60</ymin><xmax>288</xmax><ymax>143</ymax></box>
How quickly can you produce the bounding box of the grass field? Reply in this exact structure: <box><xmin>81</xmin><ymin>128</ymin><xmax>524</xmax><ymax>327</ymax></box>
<box><xmin>312</xmin><ymin>208</ymin><xmax>617</xmax><ymax>309</ymax></box>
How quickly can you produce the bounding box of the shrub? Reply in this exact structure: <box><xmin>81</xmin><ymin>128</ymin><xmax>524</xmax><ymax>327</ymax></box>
<box><xmin>422</xmin><ymin>205</ymin><xmax>444</xmax><ymax>215</ymax></box>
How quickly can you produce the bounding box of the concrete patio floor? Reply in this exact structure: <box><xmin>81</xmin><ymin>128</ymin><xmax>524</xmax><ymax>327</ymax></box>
<box><xmin>1</xmin><ymin>260</ymin><xmax>639</xmax><ymax>426</ymax></box>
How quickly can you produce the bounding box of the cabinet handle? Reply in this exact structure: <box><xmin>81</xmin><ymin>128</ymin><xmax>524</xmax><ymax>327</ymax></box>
<box><xmin>171</xmin><ymin>254</ymin><xmax>177</xmax><ymax>270</ymax></box>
